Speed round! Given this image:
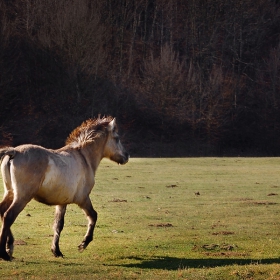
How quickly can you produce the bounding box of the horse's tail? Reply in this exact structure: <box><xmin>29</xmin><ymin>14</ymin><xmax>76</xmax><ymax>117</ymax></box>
<box><xmin>0</xmin><ymin>147</ymin><xmax>17</xmax><ymax>163</ymax></box>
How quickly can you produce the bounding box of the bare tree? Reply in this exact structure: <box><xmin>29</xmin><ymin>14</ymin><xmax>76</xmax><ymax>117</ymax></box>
<box><xmin>140</xmin><ymin>44</ymin><xmax>186</xmax><ymax>119</ymax></box>
<box><xmin>21</xmin><ymin>0</ymin><xmax>107</xmax><ymax>108</ymax></box>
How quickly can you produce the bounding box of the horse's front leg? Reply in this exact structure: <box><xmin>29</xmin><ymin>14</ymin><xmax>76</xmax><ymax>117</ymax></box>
<box><xmin>51</xmin><ymin>205</ymin><xmax>67</xmax><ymax>257</ymax></box>
<box><xmin>78</xmin><ymin>197</ymin><xmax>97</xmax><ymax>252</ymax></box>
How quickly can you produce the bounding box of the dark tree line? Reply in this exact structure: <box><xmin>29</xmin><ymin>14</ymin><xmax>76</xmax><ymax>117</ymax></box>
<box><xmin>0</xmin><ymin>0</ymin><xmax>280</xmax><ymax>156</ymax></box>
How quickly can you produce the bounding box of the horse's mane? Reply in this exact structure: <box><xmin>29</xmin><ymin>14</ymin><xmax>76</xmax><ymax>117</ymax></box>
<box><xmin>66</xmin><ymin>116</ymin><xmax>114</xmax><ymax>148</ymax></box>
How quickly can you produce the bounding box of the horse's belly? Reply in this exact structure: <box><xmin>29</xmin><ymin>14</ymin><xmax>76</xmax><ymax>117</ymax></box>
<box><xmin>34</xmin><ymin>185</ymin><xmax>75</xmax><ymax>205</ymax></box>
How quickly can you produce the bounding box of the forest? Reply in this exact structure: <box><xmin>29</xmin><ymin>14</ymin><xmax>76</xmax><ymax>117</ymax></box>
<box><xmin>0</xmin><ymin>0</ymin><xmax>280</xmax><ymax>156</ymax></box>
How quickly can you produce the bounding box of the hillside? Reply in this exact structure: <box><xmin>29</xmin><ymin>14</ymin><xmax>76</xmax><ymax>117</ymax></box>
<box><xmin>0</xmin><ymin>0</ymin><xmax>280</xmax><ymax>156</ymax></box>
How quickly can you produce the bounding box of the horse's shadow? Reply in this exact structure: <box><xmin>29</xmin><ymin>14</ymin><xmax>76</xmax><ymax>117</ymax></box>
<box><xmin>119</xmin><ymin>256</ymin><xmax>280</xmax><ymax>270</ymax></box>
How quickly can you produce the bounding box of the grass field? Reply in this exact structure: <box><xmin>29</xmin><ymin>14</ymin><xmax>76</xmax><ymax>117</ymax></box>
<box><xmin>1</xmin><ymin>157</ymin><xmax>280</xmax><ymax>279</ymax></box>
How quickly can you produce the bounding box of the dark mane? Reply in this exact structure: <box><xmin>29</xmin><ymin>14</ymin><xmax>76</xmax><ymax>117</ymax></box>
<box><xmin>66</xmin><ymin>116</ymin><xmax>114</xmax><ymax>147</ymax></box>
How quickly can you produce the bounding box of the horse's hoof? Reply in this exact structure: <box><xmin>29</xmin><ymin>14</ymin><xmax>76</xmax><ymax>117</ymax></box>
<box><xmin>78</xmin><ymin>243</ymin><xmax>85</xmax><ymax>252</ymax></box>
<box><xmin>51</xmin><ymin>248</ymin><xmax>64</xmax><ymax>258</ymax></box>
<box><xmin>0</xmin><ymin>251</ymin><xmax>11</xmax><ymax>261</ymax></box>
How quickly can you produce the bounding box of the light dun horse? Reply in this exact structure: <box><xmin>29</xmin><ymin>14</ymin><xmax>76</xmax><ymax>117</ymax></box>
<box><xmin>0</xmin><ymin>116</ymin><xmax>129</xmax><ymax>261</ymax></box>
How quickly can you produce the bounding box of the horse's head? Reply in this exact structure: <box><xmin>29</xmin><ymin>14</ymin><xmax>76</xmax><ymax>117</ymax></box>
<box><xmin>103</xmin><ymin>118</ymin><xmax>129</xmax><ymax>165</ymax></box>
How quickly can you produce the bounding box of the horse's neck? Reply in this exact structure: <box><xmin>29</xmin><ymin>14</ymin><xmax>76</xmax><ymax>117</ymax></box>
<box><xmin>80</xmin><ymin>139</ymin><xmax>105</xmax><ymax>173</ymax></box>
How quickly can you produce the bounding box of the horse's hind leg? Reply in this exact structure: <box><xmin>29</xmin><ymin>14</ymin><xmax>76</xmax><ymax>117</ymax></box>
<box><xmin>0</xmin><ymin>200</ymin><xmax>27</xmax><ymax>261</ymax></box>
<box><xmin>0</xmin><ymin>191</ymin><xmax>13</xmax><ymax>219</ymax></box>
<box><xmin>78</xmin><ymin>197</ymin><xmax>97</xmax><ymax>252</ymax></box>
<box><xmin>51</xmin><ymin>205</ymin><xmax>67</xmax><ymax>257</ymax></box>
<box><xmin>0</xmin><ymin>192</ymin><xmax>14</xmax><ymax>259</ymax></box>
<box><xmin>0</xmin><ymin>156</ymin><xmax>15</xmax><ymax>258</ymax></box>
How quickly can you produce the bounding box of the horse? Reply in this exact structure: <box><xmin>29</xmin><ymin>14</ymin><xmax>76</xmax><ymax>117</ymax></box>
<box><xmin>0</xmin><ymin>116</ymin><xmax>129</xmax><ymax>261</ymax></box>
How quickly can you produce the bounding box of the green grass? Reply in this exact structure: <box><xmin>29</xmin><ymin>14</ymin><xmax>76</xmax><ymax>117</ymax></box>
<box><xmin>1</xmin><ymin>157</ymin><xmax>280</xmax><ymax>279</ymax></box>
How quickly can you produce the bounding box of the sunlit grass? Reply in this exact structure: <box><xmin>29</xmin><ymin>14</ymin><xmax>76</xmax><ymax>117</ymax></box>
<box><xmin>1</xmin><ymin>158</ymin><xmax>280</xmax><ymax>279</ymax></box>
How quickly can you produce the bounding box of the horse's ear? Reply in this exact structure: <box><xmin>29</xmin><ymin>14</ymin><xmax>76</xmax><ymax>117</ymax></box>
<box><xmin>108</xmin><ymin>118</ymin><xmax>116</xmax><ymax>132</ymax></box>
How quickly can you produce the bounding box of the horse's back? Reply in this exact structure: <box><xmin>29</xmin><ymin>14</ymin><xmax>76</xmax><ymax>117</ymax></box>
<box><xmin>12</xmin><ymin>144</ymin><xmax>50</xmax><ymax>172</ymax></box>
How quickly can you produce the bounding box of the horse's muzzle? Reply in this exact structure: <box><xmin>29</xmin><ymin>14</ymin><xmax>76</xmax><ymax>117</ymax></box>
<box><xmin>119</xmin><ymin>152</ymin><xmax>129</xmax><ymax>165</ymax></box>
